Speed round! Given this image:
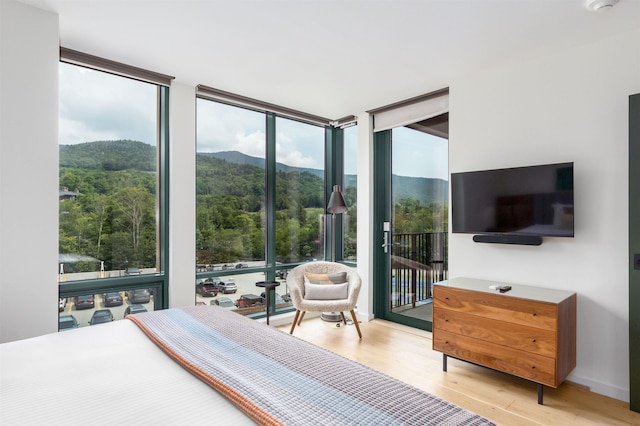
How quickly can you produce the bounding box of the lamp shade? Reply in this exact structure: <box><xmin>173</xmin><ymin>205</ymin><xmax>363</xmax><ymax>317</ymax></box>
<box><xmin>327</xmin><ymin>185</ymin><xmax>348</xmax><ymax>214</ymax></box>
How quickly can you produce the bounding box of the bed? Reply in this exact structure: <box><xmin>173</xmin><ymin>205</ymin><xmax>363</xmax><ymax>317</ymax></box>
<box><xmin>1</xmin><ymin>306</ymin><xmax>494</xmax><ymax>425</ymax></box>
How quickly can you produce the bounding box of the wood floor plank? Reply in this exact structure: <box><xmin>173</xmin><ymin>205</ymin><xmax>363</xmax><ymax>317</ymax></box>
<box><xmin>278</xmin><ymin>317</ymin><xmax>640</xmax><ymax>425</ymax></box>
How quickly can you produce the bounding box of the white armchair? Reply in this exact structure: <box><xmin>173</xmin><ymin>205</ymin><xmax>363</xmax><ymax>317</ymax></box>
<box><xmin>286</xmin><ymin>261</ymin><xmax>362</xmax><ymax>339</ymax></box>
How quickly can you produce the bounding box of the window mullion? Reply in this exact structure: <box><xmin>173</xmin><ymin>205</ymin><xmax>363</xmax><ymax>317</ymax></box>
<box><xmin>265</xmin><ymin>113</ymin><xmax>277</xmax><ymax>277</ymax></box>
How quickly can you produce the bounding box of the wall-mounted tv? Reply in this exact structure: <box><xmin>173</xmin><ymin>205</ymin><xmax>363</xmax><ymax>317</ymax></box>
<box><xmin>451</xmin><ymin>162</ymin><xmax>574</xmax><ymax>238</ymax></box>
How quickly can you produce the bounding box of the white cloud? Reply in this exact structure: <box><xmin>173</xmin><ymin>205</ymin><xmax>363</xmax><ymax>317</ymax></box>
<box><xmin>235</xmin><ymin>129</ymin><xmax>267</xmax><ymax>158</ymax></box>
<box><xmin>59</xmin><ymin>63</ymin><xmax>157</xmax><ymax>145</ymax></box>
<box><xmin>197</xmin><ymin>98</ymin><xmax>325</xmax><ymax>169</ymax></box>
<box><xmin>277</xmin><ymin>149</ymin><xmax>316</xmax><ymax>168</ymax></box>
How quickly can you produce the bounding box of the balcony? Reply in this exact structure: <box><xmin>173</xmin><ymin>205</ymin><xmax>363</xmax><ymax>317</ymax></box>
<box><xmin>391</xmin><ymin>232</ymin><xmax>447</xmax><ymax>310</ymax></box>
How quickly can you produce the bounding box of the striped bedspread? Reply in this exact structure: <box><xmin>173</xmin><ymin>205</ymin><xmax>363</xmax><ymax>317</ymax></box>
<box><xmin>128</xmin><ymin>306</ymin><xmax>494</xmax><ymax>426</ymax></box>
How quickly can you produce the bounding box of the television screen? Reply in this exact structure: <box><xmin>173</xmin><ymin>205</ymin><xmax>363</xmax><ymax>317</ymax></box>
<box><xmin>451</xmin><ymin>162</ymin><xmax>574</xmax><ymax>237</ymax></box>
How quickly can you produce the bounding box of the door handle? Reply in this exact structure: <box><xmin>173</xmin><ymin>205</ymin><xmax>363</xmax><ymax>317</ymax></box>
<box><xmin>382</xmin><ymin>231</ymin><xmax>390</xmax><ymax>253</ymax></box>
<box><xmin>382</xmin><ymin>221</ymin><xmax>392</xmax><ymax>253</ymax></box>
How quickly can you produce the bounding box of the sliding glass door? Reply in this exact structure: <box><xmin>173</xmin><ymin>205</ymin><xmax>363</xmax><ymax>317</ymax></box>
<box><xmin>374</xmin><ymin>121</ymin><xmax>449</xmax><ymax>331</ymax></box>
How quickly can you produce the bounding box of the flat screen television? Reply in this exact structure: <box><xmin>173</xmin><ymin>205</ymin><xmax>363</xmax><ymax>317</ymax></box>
<box><xmin>451</xmin><ymin>162</ymin><xmax>574</xmax><ymax>238</ymax></box>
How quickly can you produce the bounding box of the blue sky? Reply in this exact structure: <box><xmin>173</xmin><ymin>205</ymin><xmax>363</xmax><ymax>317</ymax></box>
<box><xmin>59</xmin><ymin>62</ymin><xmax>448</xmax><ymax>180</ymax></box>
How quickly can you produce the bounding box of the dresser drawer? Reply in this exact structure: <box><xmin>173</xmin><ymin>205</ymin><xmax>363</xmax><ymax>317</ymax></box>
<box><xmin>433</xmin><ymin>329</ymin><xmax>557</xmax><ymax>387</ymax></box>
<box><xmin>434</xmin><ymin>285</ymin><xmax>558</xmax><ymax>331</ymax></box>
<box><xmin>433</xmin><ymin>308</ymin><xmax>557</xmax><ymax>357</ymax></box>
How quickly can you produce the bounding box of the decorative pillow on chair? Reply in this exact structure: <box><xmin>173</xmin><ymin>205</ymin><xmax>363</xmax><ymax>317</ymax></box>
<box><xmin>303</xmin><ymin>272</ymin><xmax>348</xmax><ymax>300</ymax></box>
<box><xmin>304</xmin><ymin>272</ymin><xmax>347</xmax><ymax>284</ymax></box>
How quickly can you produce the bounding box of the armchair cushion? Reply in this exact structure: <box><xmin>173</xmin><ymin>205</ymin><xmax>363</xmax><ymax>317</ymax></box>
<box><xmin>304</xmin><ymin>282</ymin><xmax>348</xmax><ymax>300</ymax></box>
<box><xmin>303</xmin><ymin>271</ymin><xmax>347</xmax><ymax>285</ymax></box>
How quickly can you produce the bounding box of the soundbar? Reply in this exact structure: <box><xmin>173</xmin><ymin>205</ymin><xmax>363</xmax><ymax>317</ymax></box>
<box><xmin>473</xmin><ymin>234</ymin><xmax>543</xmax><ymax>246</ymax></box>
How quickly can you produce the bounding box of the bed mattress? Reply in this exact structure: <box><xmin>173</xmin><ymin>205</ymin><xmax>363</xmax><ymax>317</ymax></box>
<box><xmin>0</xmin><ymin>318</ymin><xmax>255</xmax><ymax>425</ymax></box>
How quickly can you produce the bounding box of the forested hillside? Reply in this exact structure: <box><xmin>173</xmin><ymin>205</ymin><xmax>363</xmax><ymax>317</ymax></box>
<box><xmin>59</xmin><ymin>140</ymin><xmax>448</xmax><ymax>272</ymax></box>
<box><xmin>59</xmin><ymin>140</ymin><xmax>157</xmax><ymax>272</ymax></box>
<box><xmin>60</xmin><ymin>140</ymin><xmax>156</xmax><ymax>171</ymax></box>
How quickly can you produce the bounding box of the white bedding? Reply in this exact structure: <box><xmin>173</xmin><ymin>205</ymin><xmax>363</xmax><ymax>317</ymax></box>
<box><xmin>0</xmin><ymin>319</ymin><xmax>256</xmax><ymax>426</ymax></box>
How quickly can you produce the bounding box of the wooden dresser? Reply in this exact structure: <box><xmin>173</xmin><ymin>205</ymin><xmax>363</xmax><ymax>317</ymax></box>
<box><xmin>432</xmin><ymin>277</ymin><xmax>576</xmax><ymax>404</ymax></box>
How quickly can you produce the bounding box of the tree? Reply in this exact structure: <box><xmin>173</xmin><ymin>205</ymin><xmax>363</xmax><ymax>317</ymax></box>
<box><xmin>115</xmin><ymin>187</ymin><xmax>154</xmax><ymax>265</ymax></box>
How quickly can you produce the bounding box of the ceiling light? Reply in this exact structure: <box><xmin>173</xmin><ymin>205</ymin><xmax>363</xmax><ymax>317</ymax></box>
<box><xmin>585</xmin><ymin>0</ymin><xmax>619</xmax><ymax>11</ymax></box>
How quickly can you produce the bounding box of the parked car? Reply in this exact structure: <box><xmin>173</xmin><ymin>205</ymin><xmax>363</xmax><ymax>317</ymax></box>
<box><xmin>58</xmin><ymin>297</ymin><xmax>67</xmax><ymax>312</ymax></box>
<box><xmin>125</xmin><ymin>267</ymin><xmax>141</xmax><ymax>276</ymax></box>
<box><xmin>260</xmin><ymin>291</ymin><xmax>286</xmax><ymax>305</ymax></box>
<box><xmin>196</xmin><ymin>279</ymin><xmax>219</xmax><ymax>297</ymax></box>
<box><xmin>211</xmin><ymin>297</ymin><xmax>236</xmax><ymax>310</ymax></box>
<box><xmin>214</xmin><ymin>280</ymin><xmax>237</xmax><ymax>294</ymax></box>
<box><xmin>236</xmin><ymin>294</ymin><xmax>264</xmax><ymax>308</ymax></box>
<box><xmin>75</xmin><ymin>294</ymin><xmax>95</xmax><ymax>310</ymax></box>
<box><xmin>58</xmin><ymin>315</ymin><xmax>78</xmax><ymax>331</ymax></box>
<box><xmin>103</xmin><ymin>292</ymin><xmax>123</xmax><ymax>307</ymax></box>
<box><xmin>275</xmin><ymin>269</ymin><xmax>289</xmax><ymax>279</ymax></box>
<box><xmin>127</xmin><ymin>288</ymin><xmax>151</xmax><ymax>304</ymax></box>
<box><xmin>89</xmin><ymin>309</ymin><xmax>114</xmax><ymax>325</ymax></box>
<box><xmin>235</xmin><ymin>263</ymin><xmax>249</xmax><ymax>269</ymax></box>
<box><xmin>123</xmin><ymin>304</ymin><xmax>148</xmax><ymax>318</ymax></box>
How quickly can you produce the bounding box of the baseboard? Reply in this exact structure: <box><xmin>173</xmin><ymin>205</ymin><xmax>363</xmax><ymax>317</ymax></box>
<box><xmin>568</xmin><ymin>374</ymin><xmax>630</xmax><ymax>403</ymax></box>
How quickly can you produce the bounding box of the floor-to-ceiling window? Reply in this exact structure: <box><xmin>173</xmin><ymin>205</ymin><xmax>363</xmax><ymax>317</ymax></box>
<box><xmin>58</xmin><ymin>50</ymin><xmax>170</xmax><ymax>330</ymax></box>
<box><xmin>195</xmin><ymin>95</ymin><xmax>329</xmax><ymax>316</ymax></box>
<box><xmin>196</xmin><ymin>99</ymin><xmax>267</xmax><ymax>269</ymax></box>
<box><xmin>274</xmin><ymin>116</ymin><xmax>326</xmax><ymax>264</ymax></box>
<box><xmin>343</xmin><ymin>125</ymin><xmax>358</xmax><ymax>262</ymax></box>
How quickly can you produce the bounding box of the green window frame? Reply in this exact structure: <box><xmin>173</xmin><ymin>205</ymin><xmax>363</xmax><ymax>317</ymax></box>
<box><xmin>58</xmin><ymin>50</ymin><xmax>171</xmax><ymax>320</ymax></box>
<box><xmin>195</xmin><ymin>92</ymin><xmax>353</xmax><ymax>318</ymax></box>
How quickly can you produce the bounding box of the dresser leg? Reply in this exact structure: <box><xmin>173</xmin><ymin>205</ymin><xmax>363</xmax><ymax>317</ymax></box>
<box><xmin>538</xmin><ymin>384</ymin><xmax>544</xmax><ymax>405</ymax></box>
<box><xmin>443</xmin><ymin>354</ymin><xmax>447</xmax><ymax>372</ymax></box>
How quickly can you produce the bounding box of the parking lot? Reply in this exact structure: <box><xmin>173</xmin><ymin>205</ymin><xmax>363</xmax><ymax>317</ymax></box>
<box><xmin>59</xmin><ymin>292</ymin><xmax>155</xmax><ymax>328</ymax></box>
<box><xmin>60</xmin><ymin>269</ymin><xmax>292</xmax><ymax>330</ymax></box>
<box><xmin>195</xmin><ymin>271</ymin><xmax>291</xmax><ymax>311</ymax></box>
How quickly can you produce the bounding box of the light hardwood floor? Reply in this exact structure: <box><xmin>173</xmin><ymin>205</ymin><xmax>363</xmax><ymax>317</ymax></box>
<box><xmin>278</xmin><ymin>317</ymin><xmax>639</xmax><ymax>425</ymax></box>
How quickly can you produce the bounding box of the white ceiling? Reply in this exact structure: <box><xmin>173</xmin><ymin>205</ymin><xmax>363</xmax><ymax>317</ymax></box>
<box><xmin>17</xmin><ymin>0</ymin><xmax>640</xmax><ymax>120</ymax></box>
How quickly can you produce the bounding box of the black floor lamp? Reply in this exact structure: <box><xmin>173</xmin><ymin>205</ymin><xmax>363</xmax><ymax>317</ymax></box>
<box><xmin>322</xmin><ymin>185</ymin><xmax>348</xmax><ymax>322</ymax></box>
<box><xmin>327</xmin><ymin>184</ymin><xmax>348</xmax><ymax>261</ymax></box>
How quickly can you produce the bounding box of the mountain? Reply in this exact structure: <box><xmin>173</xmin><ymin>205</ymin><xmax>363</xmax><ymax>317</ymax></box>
<box><xmin>60</xmin><ymin>140</ymin><xmax>156</xmax><ymax>171</ymax></box>
<box><xmin>201</xmin><ymin>150</ymin><xmax>448</xmax><ymax>206</ymax></box>
<box><xmin>393</xmin><ymin>175</ymin><xmax>448</xmax><ymax>205</ymax></box>
<box><xmin>199</xmin><ymin>151</ymin><xmax>324</xmax><ymax>178</ymax></box>
<box><xmin>61</xmin><ymin>142</ymin><xmax>447</xmax><ymax>205</ymax></box>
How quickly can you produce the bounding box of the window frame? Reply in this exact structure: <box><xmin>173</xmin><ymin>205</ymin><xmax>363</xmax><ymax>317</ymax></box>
<box><xmin>57</xmin><ymin>51</ymin><xmax>171</xmax><ymax>311</ymax></box>
<box><xmin>194</xmin><ymin>95</ymin><xmax>352</xmax><ymax>318</ymax></box>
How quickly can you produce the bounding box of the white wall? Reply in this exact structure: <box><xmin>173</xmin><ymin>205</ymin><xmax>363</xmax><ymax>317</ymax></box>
<box><xmin>449</xmin><ymin>28</ymin><xmax>640</xmax><ymax>401</ymax></box>
<box><xmin>168</xmin><ymin>82</ymin><xmax>197</xmax><ymax>308</ymax></box>
<box><xmin>0</xmin><ymin>1</ymin><xmax>59</xmax><ymax>343</ymax></box>
<box><xmin>355</xmin><ymin>113</ymin><xmax>374</xmax><ymax>320</ymax></box>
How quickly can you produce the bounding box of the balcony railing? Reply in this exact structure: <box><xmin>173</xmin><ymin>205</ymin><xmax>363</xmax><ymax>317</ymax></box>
<box><xmin>391</xmin><ymin>232</ymin><xmax>448</xmax><ymax>309</ymax></box>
